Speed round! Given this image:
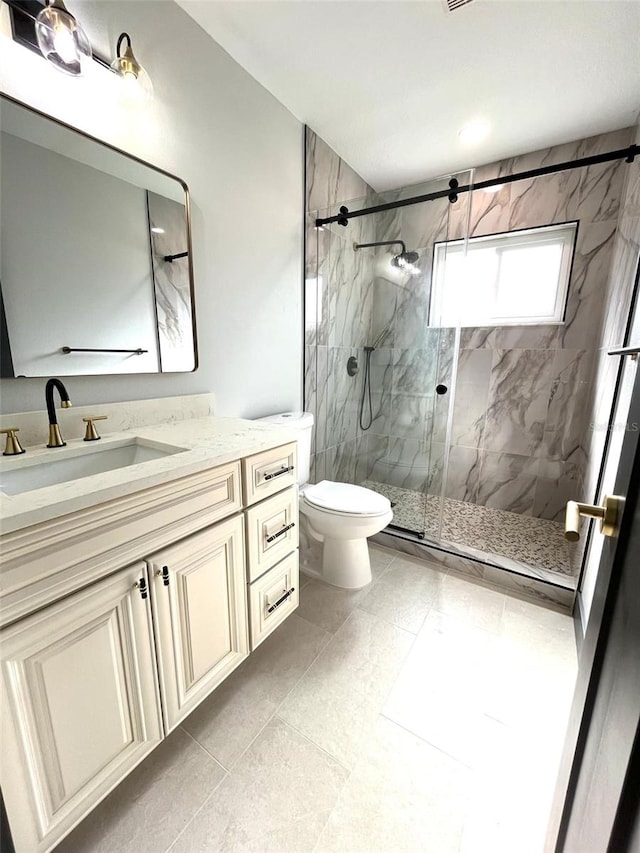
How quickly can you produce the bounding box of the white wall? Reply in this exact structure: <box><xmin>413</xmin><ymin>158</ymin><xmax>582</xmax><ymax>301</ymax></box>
<box><xmin>0</xmin><ymin>0</ymin><xmax>303</xmax><ymax>416</ymax></box>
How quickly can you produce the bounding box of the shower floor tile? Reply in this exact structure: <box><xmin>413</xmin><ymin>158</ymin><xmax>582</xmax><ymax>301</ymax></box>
<box><xmin>361</xmin><ymin>480</ymin><xmax>580</xmax><ymax>578</ymax></box>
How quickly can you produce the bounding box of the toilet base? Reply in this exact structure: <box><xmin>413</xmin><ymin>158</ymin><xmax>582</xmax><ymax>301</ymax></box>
<box><xmin>321</xmin><ymin>537</ymin><xmax>372</xmax><ymax>590</ymax></box>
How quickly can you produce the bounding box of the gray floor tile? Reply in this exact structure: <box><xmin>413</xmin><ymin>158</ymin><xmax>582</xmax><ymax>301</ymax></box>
<box><xmin>433</xmin><ymin>572</ymin><xmax>507</xmax><ymax>632</ymax></box>
<box><xmin>182</xmin><ymin>614</ymin><xmax>330</xmax><ymax>769</ymax></box>
<box><xmin>296</xmin><ymin>577</ymin><xmax>374</xmax><ymax>633</ymax></box>
<box><xmin>169</xmin><ymin>718</ymin><xmax>347</xmax><ymax>853</ymax></box>
<box><xmin>358</xmin><ymin>556</ymin><xmax>445</xmax><ymax>632</ymax></box>
<box><xmin>315</xmin><ymin>716</ymin><xmax>470</xmax><ymax>853</ymax></box>
<box><xmin>278</xmin><ymin>609</ymin><xmax>414</xmax><ymax>769</ymax></box>
<box><xmin>382</xmin><ymin>610</ymin><xmax>498</xmax><ymax>765</ymax></box>
<box><xmin>56</xmin><ymin>727</ymin><xmax>225</xmax><ymax>853</ymax></box>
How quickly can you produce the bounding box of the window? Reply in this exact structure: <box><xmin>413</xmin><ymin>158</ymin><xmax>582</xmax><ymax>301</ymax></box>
<box><xmin>430</xmin><ymin>222</ymin><xmax>577</xmax><ymax>327</ymax></box>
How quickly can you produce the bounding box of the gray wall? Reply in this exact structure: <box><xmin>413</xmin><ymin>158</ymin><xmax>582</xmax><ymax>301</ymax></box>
<box><xmin>0</xmin><ymin>0</ymin><xmax>303</xmax><ymax>417</ymax></box>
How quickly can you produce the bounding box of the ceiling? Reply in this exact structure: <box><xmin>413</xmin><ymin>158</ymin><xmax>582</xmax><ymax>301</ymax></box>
<box><xmin>178</xmin><ymin>0</ymin><xmax>640</xmax><ymax>191</ymax></box>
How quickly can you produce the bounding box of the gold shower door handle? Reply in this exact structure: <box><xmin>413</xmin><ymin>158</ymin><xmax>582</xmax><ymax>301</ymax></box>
<box><xmin>564</xmin><ymin>495</ymin><xmax>624</xmax><ymax>541</ymax></box>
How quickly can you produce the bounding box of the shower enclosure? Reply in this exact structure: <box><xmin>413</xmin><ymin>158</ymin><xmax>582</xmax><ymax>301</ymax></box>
<box><xmin>305</xmin><ymin>129</ymin><xmax>636</xmax><ymax>603</ymax></box>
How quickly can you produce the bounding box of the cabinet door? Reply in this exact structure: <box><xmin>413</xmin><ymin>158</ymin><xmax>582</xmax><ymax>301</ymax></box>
<box><xmin>0</xmin><ymin>563</ymin><xmax>163</xmax><ymax>853</ymax></box>
<box><xmin>149</xmin><ymin>515</ymin><xmax>248</xmax><ymax>732</ymax></box>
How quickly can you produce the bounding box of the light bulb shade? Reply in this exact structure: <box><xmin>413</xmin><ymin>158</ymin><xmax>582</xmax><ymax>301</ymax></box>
<box><xmin>35</xmin><ymin>0</ymin><xmax>92</xmax><ymax>76</ymax></box>
<box><xmin>110</xmin><ymin>34</ymin><xmax>153</xmax><ymax>101</ymax></box>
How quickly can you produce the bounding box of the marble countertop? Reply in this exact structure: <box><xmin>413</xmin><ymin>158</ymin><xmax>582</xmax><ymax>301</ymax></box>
<box><xmin>0</xmin><ymin>416</ymin><xmax>298</xmax><ymax>534</ymax></box>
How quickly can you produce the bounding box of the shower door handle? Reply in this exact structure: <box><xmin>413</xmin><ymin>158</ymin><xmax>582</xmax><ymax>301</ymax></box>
<box><xmin>564</xmin><ymin>495</ymin><xmax>624</xmax><ymax>541</ymax></box>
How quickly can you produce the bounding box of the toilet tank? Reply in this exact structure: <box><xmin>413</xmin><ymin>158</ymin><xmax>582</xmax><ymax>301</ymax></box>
<box><xmin>255</xmin><ymin>412</ymin><xmax>314</xmax><ymax>485</ymax></box>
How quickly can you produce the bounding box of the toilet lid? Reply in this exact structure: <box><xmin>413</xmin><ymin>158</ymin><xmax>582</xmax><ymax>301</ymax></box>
<box><xmin>303</xmin><ymin>480</ymin><xmax>391</xmax><ymax>515</ymax></box>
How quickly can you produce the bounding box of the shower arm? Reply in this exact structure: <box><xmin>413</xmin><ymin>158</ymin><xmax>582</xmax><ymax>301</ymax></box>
<box><xmin>353</xmin><ymin>240</ymin><xmax>407</xmax><ymax>254</ymax></box>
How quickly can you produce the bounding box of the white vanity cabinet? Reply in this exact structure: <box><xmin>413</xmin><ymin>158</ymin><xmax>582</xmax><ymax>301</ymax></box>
<box><xmin>0</xmin><ymin>563</ymin><xmax>163</xmax><ymax>853</ymax></box>
<box><xmin>0</xmin><ymin>438</ymin><xmax>299</xmax><ymax>853</ymax></box>
<box><xmin>148</xmin><ymin>515</ymin><xmax>248</xmax><ymax>732</ymax></box>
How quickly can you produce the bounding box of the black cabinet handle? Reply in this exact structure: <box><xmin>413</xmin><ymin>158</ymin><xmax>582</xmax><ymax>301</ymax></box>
<box><xmin>265</xmin><ymin>522</ymin><xmax>296</xmax><ymax>544</ymax></box>
<box><xmin>263</xmin><ymin>465</ymin><xmax>294</xmax><ymax>481</ymax></box>
<box><xmin>436</xmin><ymin>384</ymin><xmax>448</xmax><ymax>395</ymax></box>
<box><xmin>267</xmin><ymin>587</ymin><xmax>296</xmax><ymax>614</ymax></box>
<box><xmin>135</xmin><ymin>577</ymin><xmax>148</xmax><ymax>600</ymax></box>
<box><xmin>156</xmin><ymin>566</ymin><xmax>170</xmax><ymax>586</ymax></box>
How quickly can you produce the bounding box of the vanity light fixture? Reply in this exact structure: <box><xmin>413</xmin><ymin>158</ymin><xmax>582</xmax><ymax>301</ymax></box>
<box><xmin>34</xmin><ymin>0</ymin><xmax>92</xmax><ymax>76</ymax></box>
<box><xmin>110</xmin><ymin>33</ymin><xmax>154</xmax><ymax>101</ymax></box>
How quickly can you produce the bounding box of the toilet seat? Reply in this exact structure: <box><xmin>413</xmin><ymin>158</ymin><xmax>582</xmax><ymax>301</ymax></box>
<box><xmin>302</xmin><ymin>480</ymin><xmax>391</xmax><ymax>517</ymax></box>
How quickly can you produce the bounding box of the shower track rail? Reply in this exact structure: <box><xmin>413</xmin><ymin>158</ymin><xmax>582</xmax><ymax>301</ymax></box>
<box><xmin>315</xmin><ymin>144</ymin><xmax>640</xmax><ymax>227</ymax></box>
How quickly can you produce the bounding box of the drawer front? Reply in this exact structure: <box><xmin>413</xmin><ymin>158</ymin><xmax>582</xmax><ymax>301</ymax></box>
<box><xmin>245</xmin><ymin>487</ymin><xmax>299</xmax><ymax>582</ymax></box>
<box><xmin>242</xmin><ymin>443</ymin><xmax>297</xmax><ymax>506</ymax></box>
<box><xmin>248</xmin><ymin>551</ymin><xmax>299</xmax><ymax>649</ymax></box>
<box><xmin>0</xmin><ymin>461</ymin><xmax>242</xmax><ymax>629</ymax></box>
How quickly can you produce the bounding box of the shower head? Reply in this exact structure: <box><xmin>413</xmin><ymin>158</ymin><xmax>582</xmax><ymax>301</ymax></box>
<box><xmin>353</xmin><ymin>240</ymin><xmax>420</xmax><ymax>276</ymax></box>
<box><xmin>391</xmin><ymin>250</ymin><xmax>420</xmax><ymax>271</ymax></box>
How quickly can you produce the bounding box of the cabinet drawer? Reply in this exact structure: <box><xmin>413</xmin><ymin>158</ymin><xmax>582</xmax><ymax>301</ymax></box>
<box><xmin>245</xmin><ymin>487</ymin><xmax>298</xmax><ymax>582</ymax></box>
<box><xmin>242</xmin><ymin>443</ymin><xmax>297</xmax><ymax>506</ymax></box>
<box><xmin>248</xmin><ymin>551</ymin><xmax>299</xmax><ymax>649</ymax></box>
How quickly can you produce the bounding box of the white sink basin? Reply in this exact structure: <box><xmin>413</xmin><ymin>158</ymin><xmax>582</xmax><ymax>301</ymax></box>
<box><xmin>0</xmin><ymin>438</ymin><xmax>187</xmax><ymax>496</ymax></box>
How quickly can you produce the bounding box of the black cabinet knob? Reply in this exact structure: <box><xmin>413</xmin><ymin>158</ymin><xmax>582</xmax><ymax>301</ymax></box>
<box><xmin>436</xmin><ymin>384</ymin><xmax>448</xmax><ymax>395</ymax></box>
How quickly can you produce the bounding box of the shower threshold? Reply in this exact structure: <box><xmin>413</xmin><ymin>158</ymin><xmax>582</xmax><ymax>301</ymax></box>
<box><xmin>361</xmin><ymin>480</ymin><xmax>580</xmax><ymax>590</ymax></box>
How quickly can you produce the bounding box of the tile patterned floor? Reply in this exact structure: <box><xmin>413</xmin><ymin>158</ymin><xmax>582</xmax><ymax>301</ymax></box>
<box><xmin>361</xmin><ymin>480</ymin><xmax>580</xmax><ymax>577</ymax></box>
<box><xmin>58</xmin><ymin>546</ymin><xmax>578</xmax><ymax>853</ymax></box>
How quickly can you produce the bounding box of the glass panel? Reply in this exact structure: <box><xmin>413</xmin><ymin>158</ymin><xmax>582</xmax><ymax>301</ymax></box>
<box><xmin>306</xmin><ymin>176</ymin><xmax>461</xmax><ymax>545</ymax></box>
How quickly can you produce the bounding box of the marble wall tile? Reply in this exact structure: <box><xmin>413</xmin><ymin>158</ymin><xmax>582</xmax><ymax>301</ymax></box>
<box><xmin>306</xmin><ymin>127</ymin><xmax>371</xmax><ymax>214</ymax></box>
<box><xmin>392</xmin><ymin>288</ymin><xmax>432</xmax><ymax>351</ymax></box>
<box><xmin>483</xmin><ymin>349</ymin><xmax>556</xmax><ymax>456</ymax></box>
<box><xmin>460</xmin><ymin>325</ymin><xmax>561</xmax><ymax>350</ymax></box>
<box><xmin>445</xmin><ymin>446</ymin><xmax>481</xmax><ymax>503</ymax></box>
<box><xmin>370</xmin><ymin>346</ymin><xmax>394</xmax><ymax>393</ymax></box>
<box><xmin>370</xmin><ymin>436</ymin><xmax>431</xmax><ymax>492</ymax></box>
<box><xmin>450</xmin><ymin>349</ymin><xmax>493</xmax><ymax>448</ymax></box>
<box><xmin>393</xmin><ymin>346</ymin><xmax>438</xmax><ymax>396</ymax></box>
<box><xmin>532</xmin><ymin>460</ymin><xmax>582</xmax><ymax>522</ymax></box>
<box><xmin>476</xmin><ymin>452</ymin><xmax>539</xmax><ymax>515</ymax></box>
<box><xmin>560</xmin><ymin>220</ymin><xmax>617</xmax><ymax>349</ymax></box>
<box><xmin>327</xmin><ymin>438</ymin><xmax>358</xmax><ymax>484</ymax></box>
<box><xmin>388</xmin><ymin>393</ymin><xmax>435</xmax><ymax>441</ymax></box>
<box><xmin>399</xmin><ymin>192</ymin><xmax>449</xmax><ymax>254</ymax></box>
<box><xmin>371</xmin><ymin>278</ymin><xmax>398</xmax><ymax>348</ymax></box>
<box><xmin>542</xmin><ymin>348</ymin><xmax>595</xmax><ymax>465</ymax></box>
<box><xmin>427</xmin><ymin>441</ymin><xmax>446</xmax><ymax>495</ymax></box>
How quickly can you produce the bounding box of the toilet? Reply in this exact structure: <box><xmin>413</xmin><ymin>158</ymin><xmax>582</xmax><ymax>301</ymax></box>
<box><xmin>257</xmin><ymin>412</ymin><xmax>393</xmax><ymax>589</ymax></box>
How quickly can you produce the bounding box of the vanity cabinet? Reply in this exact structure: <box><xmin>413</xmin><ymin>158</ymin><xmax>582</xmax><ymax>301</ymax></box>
<box><xmin>0</xmin><ymin>563</ymin><xmax>163</xmax><ymax>853</ymax></box>
<box><xmin>0</xmin><ymin>440</ymin><xmax>298</xmax><ymax>853</ymax></box>
<box><xmin>148</xmin><ymin>515</ymin><xmax>248</xmax><ymax>732</ymax></box>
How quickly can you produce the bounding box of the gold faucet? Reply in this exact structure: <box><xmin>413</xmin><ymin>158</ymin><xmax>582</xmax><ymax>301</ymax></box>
<box><xmin>45</xmin><ymin>378</ymin><xmax>72</xmax><ymax>448</ymax></box>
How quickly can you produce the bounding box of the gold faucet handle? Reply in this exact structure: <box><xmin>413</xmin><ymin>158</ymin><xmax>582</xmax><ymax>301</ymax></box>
<box><xmin>0</xmin><ymin>428</ymin><xmax>25</xmax><ymax>456</ymax></box>
<box><xmin>83</xmin><ymin>416</ymin><xmax>108</xmax><ymax>442</ymax></box>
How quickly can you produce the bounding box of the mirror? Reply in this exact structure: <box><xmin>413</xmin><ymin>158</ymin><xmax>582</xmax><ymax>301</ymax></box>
<box><xmin>0</xmin><ymin>95</ymin><xmax>197</xmax><ymax>377</ymax></box>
